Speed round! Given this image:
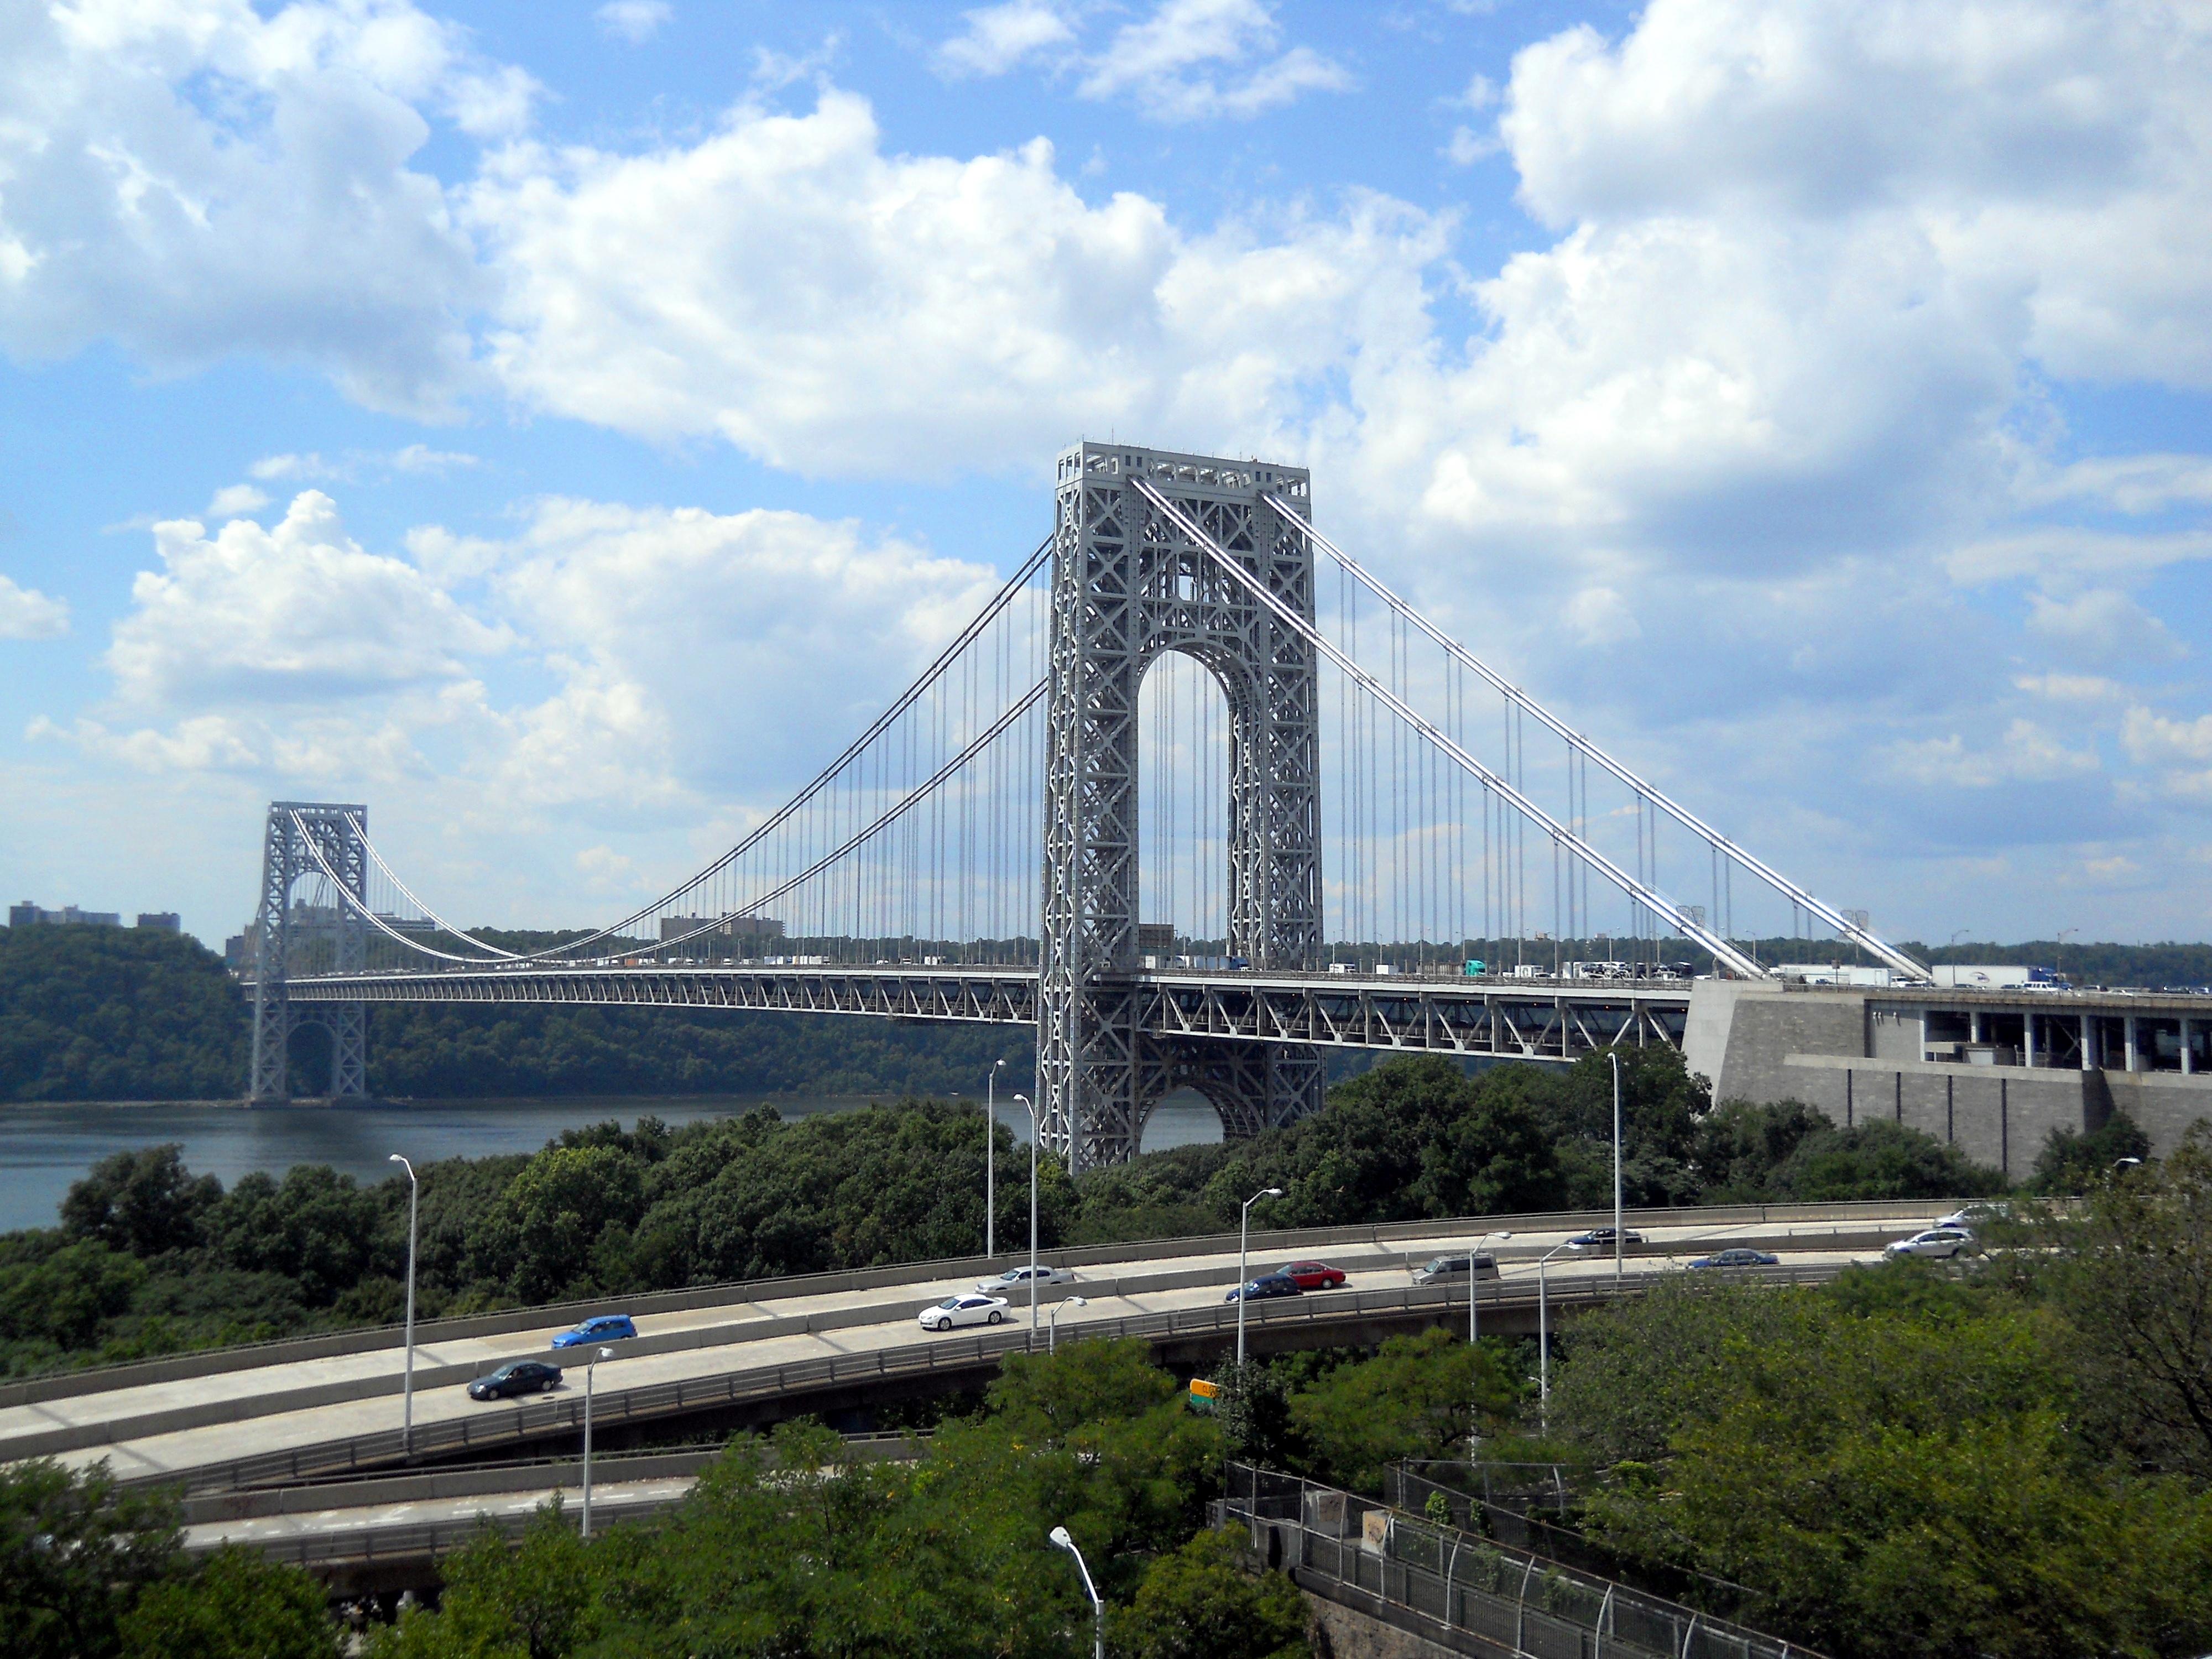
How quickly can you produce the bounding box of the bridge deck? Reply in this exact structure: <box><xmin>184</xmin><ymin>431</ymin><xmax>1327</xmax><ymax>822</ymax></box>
<box><xmin>277</xmin><ymin>964</ymin><xmax>1693</xmax><ymax>1062</ymax></box>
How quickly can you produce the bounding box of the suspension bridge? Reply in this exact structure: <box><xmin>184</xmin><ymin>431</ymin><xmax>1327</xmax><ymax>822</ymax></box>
<box><xmin>247</xmin><ymin>442</ymin><xmax>1931</xmax><ymax>1166</ymax></box>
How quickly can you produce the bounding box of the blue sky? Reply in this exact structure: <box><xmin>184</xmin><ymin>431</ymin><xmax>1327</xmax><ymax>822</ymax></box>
<box><xmin>2</xmin><ymin>0</ymin><xmax>2209</xmax><ymax>947</ymax></box>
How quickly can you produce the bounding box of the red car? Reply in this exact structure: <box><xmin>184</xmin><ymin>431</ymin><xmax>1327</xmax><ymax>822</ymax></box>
<box><xmin>1279</xmin><ymin>1260</ymin><xmax>1348</xmax><ymax>1290</ymax></box>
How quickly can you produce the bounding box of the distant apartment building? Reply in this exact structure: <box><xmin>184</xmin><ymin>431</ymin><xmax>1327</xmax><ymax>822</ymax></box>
<box><xmin>11</xmin><ymin>900</ymin><xmax>123</xmax><ymax>928</ymax></box>
<box><xmin>660</xmin><ymin>914</ymin><xmax>785</xmax><ymax>943</ymax></box>
<box><xmin>135</xmin><ymin>912</ymin><xmax>181</xmax><ymax>933</ymax></box>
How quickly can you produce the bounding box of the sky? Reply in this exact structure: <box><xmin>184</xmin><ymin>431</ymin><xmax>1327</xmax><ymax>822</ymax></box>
<box><xmin>2</xmin><ymin>0</ymin><xmax>2209</xmax><ymax>948</ymax></box>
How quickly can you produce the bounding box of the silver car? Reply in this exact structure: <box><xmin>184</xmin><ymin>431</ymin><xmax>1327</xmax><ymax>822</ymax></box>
<box><xmin>975</xmin><ymin>1264</ymin><xmax>1077</xmax><ymax>1293</ymax></box>
<box><xmin>1885</xmin><ymin>1228</ymin><xmax>1973</xmax><ymax>1260</ymax></box>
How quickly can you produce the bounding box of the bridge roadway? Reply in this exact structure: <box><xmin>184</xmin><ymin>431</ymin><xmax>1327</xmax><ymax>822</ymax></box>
<box><xmin>279</xmin><ymin>963</ymin><xmax>1693</xmax><ymax>1063</ymax></box>
<box><xmin>1</xmin><ymin>1201</ymin><xmax>1944</xmax><ymax>1498</ymax></box>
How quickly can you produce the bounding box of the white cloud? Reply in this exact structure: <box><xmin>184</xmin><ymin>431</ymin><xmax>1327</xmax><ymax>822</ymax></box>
<box><xmin>936</xmin><ymin>0</ymin><xmax>1077</xmax><ymax>79</ymax></box>
<box><xmin>2021</xmin><ymin>452</ymin><xmax>2212</xmax><ymax>515</ymax></box>
<box><xmin>0</xmin><ymin>0</ymin><xmax>510</xmax><ymax>416</ymax></box>
<box><xmin>1564</xmin><ymin>585</ymin><xmax>1640</xmax><ymax>645</ymax></box>
<box><xmin>2026</xmin><ymin>587</ymin><xmax>2186</xmax><ymax>666</ymax></box>
<box><xmin>2121</xmin><ymin>706</ymin><xmax>2212</xmax><ymax>800</ymax></box>
<box><xmin>1947</xmin><ymin>527</ymin><xmax>2212</xmax><ymax>586</ymax></box>
<box><xmin>1078</xmin><ymin>0</ymin><xmax>1351</xmax><ymax>122</ymax></box>
<box><xmin>483</xmin><ymin>498</ymin><xmax>1004</xmax><ymax>804</ymax></box>
<box><xmin>0</xmin><ymin>575</ymin><xmax>70</xmax><ymax>639</ymax></box>
<box><xmin>596</xmin><ymin>1</ymin><xmax>672</xmax><ymax>45</ymax></box>
<box><xmin>248</xmin><ymin>446</ymin><xmax>479</xmax><ymax>484</ymax></box>
<box><xmin>206</xmin><ymin>484</ymin><xmax>270</xmax><ymax>518</ymax></box>
<box><xmin>1887</xmin><ymin>718</ymin><xmax>2100</xmax><ymax>788</ymax></box>
<box><xmin>465</xmin><ymin>91</ymin><xmax>1443</xmax><ymax>474</ymax></box>
<box><xmin>2014</xmin><ymin>672</ymin><xmax>2125</xmax><ymax>704</ymax></box>
<box><xmin>107</xmin><ymin>491</ymin><xmax>505</xmax><ymax>708</ymax></box>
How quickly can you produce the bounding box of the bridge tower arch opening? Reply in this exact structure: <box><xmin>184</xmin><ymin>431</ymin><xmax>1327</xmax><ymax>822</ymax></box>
<box><xmin>1040</xmin><ymin>442</ymin><xmax>1326</xmax><ymax>1168</ymax></box>
<box><xmin>248</xmin><ymin>802</ymin><xmax>371</xmax><ymax>1105</ymax></box>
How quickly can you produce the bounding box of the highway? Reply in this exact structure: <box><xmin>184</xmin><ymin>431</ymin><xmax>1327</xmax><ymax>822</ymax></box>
<box><xmin>0</xmin><ymin>1200</ymin><xmax>1952</xmax><ymax>1497</ymax></box>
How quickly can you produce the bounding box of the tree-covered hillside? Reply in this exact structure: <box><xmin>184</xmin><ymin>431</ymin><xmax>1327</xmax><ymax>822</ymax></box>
<box><xmin>0</xmin><ymin>927</ymin><xmax>1027</xmax><ymax>1101</ymax></box>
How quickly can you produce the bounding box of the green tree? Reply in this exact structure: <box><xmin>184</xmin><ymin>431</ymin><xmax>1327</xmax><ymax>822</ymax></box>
<box><xmin>0</xmin><ymin>1236</ymin><xmax>145</xmax><ymax>1350</ymax></box>
<box><xmin>0</xmin><ymin>1459</ymin><xmax>184</xmax><ymax>1659</ymax></box>
<box><xmin>1110</xmin><ymin>1528</ymin><xmax>1308</xmax><ymax>1659</ymax></box>
<box><xmin>118</xmin><ymin>1546</ymin><xmax>339</xmax><ymax>1659</ymax></box>
<box><xmin>1288</xmin><ymin>1327</ymin><xmax>1518</xmax><ymax>1489</ymax></box>
<box><xmin>60</xmin><ymin>1144</ymin><xmax>221</xmax><ymax>1257</ymax></box>
<box><xmin>1690</xmin><ymin>1099</ymin><xmax>1833</xmax><ymax>1198</ymax></box>
<box><xmin>2030</xmin><ymin>1110</ymin><xmax>2153</xmax><ymax>1196</ymax></box>
<box><xmin>1762</xmin><ymin>1117</ymin><xmax>2009</xmax><ymax>1202</ymax></box>
<box><xmin>2036</xmin><ymin>1124</ymin><xmax>2212</xmax><ymax>1479</ymax></box>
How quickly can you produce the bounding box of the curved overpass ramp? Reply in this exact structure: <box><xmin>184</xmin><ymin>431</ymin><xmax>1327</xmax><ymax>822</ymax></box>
<box><xmin>1</xmin><ymin>1200</ymin><xmax>1948</xmax><ymax>1498</ymax></box>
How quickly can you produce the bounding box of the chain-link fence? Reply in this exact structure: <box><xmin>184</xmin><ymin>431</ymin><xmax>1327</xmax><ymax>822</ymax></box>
<box><xmin>1219</xmin><ymin>1464</ymin><xmax>1818</xmax><ymax>1659</ymax></box>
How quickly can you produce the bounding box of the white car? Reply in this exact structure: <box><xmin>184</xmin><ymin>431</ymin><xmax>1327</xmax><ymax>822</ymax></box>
<box><xmin>919</xmin><ymin>1293</ymin><xmax>1011</xmax><ymax>1332</ymax></box>
<box><xmin>1935</xmin><ymin>1204</ymin><xmax>2007</xmax><ymax>1232</ymax></box>
<box><xmin>1885</xmin><ymin>1228</ymin><xmax>1973</xmax><ymax>1260</ymax></box>
<box><xmin>975</xmin><ymin>1265</ymin><xmax>1077</xmax><ymax>1294</ymax></box>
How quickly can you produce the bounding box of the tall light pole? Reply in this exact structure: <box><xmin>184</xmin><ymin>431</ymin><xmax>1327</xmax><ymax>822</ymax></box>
<box><xmin>1050</xmin><ymin>1526</ymin><xmax>1104</xmax><ymax>1659</ymax></box>
<box><xmin>387</xmin><ymin>1154</ymin><xmax>418</xmax><ymax>1455</ymax></box>
<box><xmin>1014</xmin><ymin>1093</ymin><xmax>1040</xmax><ymax>1342</ymax></box>
<box><xmin>1469</xmin><ymin>1230</ymin><xmax>1513</xmax><ymax>1348</ymax></box>
<box><xmin>2057</xmin><ymin>926</ymin><xmax>2078</xmax><ymax>983</ymax></box>
<box><xmin>1608</xmin><ymin>1051</ymin><xmax>1625</xmax><ymax>1287</ymax></box>
<box><xmin>1049</xmin><ymin>1296</ymin><xmax>1088</xmax><ymax>1354</ymax></box>
<box><xmin>1236</xmin><ymin>1186</ymin><xmax>1284</xmax><ymax>1368</ymax></box>
<box><xmin>1467</xmin><ymin>1229</ymin><xmax>1512</xmax><ymax>1455</ymax></box>
<box><xmin>1536</xmin><ymin>1240</ymin><xmax>1584</xmax><ymax>1428</ymax></box>
<box><xmin>985</xmin><ymin>1058</ymin><xmax>1006</xmax><ymax>1259</ymax></box>
<box><xmin>581</xmin><ymin>1344</ymin><xmax>614</xmax><ymax>1538</ymax></box>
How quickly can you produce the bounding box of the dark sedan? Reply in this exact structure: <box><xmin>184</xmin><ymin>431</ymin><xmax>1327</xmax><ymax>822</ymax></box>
<box><xmin>1687</xmin><ymin>1248</ymin><xmax>1780</xmax><ymax>1270</ymax></box>
<box><xmin>467</xmin><ymin>1360</ymin><xmax>563</xmax><ymax>1401</ymax></box>
<box><xmin>1225</xmin><ymin>1273</ymin><xmax>1302</xmax><ymax>1303</ymax></box>
<box><xmin>1567</xmin><ymin>1227</ymin><xmax>1646</xmax><ymax>1249</ymax></box>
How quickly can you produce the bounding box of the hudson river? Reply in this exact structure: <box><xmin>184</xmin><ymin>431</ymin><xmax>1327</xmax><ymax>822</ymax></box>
<box><xmin>0</xmin><ymin>1093</ymin><xmax>1226</xmax><ymax>1233</ymax></box>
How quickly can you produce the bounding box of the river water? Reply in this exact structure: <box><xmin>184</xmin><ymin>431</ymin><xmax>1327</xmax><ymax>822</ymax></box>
<box><xmin>0</xmin><ymin>1092</ymin><xmax>1227</xmax><ymax>1233</ymax></box>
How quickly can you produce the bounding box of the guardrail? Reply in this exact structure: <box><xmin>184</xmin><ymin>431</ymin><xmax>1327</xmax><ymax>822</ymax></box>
<box><xmin>121</xmin><ymin>1264</ymin><xmax>1847</xmax><ymax>1497</ymax></box>
<box><xmin>1221</xmin><ymin>1464</ymin><xmax>1822</xmax><ymax>1659</ymax></box>
<box><xmin>0</xmin><ymin>1198</ymin><xmax>1953</xmax><ymax>1408</ymax></box>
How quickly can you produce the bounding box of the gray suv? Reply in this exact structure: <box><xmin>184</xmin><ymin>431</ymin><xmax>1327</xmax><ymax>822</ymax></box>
<box><xmin>1412</xmin><ymin>1252</ymin><xmax>1500</xmax><ymax>1286</ymax></box>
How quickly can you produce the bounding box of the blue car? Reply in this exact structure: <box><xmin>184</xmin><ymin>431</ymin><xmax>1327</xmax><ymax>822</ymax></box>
<box><xmin>1687</xmin><ymin>1248</ymin><xmax>1779</xmax><ymax>1270</ymax></box>
<box><xmin>551</xmin><ymin>1313</ymin><xmax>637</xmax><ymax>1348</ymax></box>
<box><xmin>1225</xmin><ymin>1274</ymin><xmax>1301</xmax><ymax>1304</ymax></box>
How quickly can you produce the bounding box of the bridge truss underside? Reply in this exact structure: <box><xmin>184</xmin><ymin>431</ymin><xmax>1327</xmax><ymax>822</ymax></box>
<box><xmin>281</xmin><ymin>967</ymin><xmax>1688</xmax><ymax>1085</ymax></box>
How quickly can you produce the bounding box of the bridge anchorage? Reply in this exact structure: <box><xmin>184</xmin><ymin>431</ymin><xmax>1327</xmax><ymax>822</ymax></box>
<box><xmin>248</xmin><ymin>440</ymin><xmax>1934</xmax><ymax>1159</ymax></box>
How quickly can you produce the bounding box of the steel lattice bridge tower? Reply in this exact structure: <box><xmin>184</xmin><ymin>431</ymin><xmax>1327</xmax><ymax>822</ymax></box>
<box><xmin>246</xmin><ymin>441</ymin><xmax>1932</xmax><ymax>1159</ymax></box>
<box><xmin>1042</xmin><ymin>446</ymin><xmax>1324</xmax><ymax>1165</ymax></box>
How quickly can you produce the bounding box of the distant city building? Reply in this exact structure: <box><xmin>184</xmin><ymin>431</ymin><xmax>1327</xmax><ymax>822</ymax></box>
<box><xmin>9</xmin><ymin>901</ymin><xmax>123</xmax><ymax>928</ymax></box>
<box><xmin>660</xmin><ymin>914</ymin><xmax>785</xmax><ymax>943</ymax></box>
<box><xmin>135</xmin><ymin>912</ymin><xmax>181</xmax><ymax>933</ymax></box>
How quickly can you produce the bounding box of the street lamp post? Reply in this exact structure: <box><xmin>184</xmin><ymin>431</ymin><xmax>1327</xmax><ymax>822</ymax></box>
<box><xmin>1013</xmin><ymin>1093</ymin><xmax>1040</xmax><ymax>1342</ymax></box>
<box><xmin>1467</xmin><ymin>1229</ymin><xmax>1512</xmax><ymax>1454</ymax></box>
<box><xmin>1236</xmin><ymin>1186</ymin><xmax>1284</xmax><ymax>1368</ymax></box>
<box><xmin>1048</xmin><ymin>1296</ymin><xmax>1088</xmax><ymax>1354</ymax></box>
<box><xmin>1468</xmin><ymin>1231</ymin><xmax>1514</xmax><ymax>1349</ymax></box>
<box><xmin>1536</xmin><ymin>1240</ymin><xmax>1584</xmax><ymax>1428</ymax></box>
<box><xmin>1050</xmin><ymin>1526</ymin><xmax>1104</xmax><ymax>1659</ymax></box>
<box><xmin>1609</xmin><ymin>1051</ymin><xmax>1625</xmax><ymax>1287</ymax></box>
<box><xmin>387</xmin><ymin>1154</ymin><xmax>418</xmax><ymax>1455</ymax></box>
<box><xmin>2111</xmin><ymin>1156</ymin><xmax>2143</xmax><ymax>1179</ymax></box>
<box><xmin>985</xmin><ymin>1058</ymin><xmax>1006</xmax><ymax>1259</ymax></box>
<box><xmin>582</xmin><ymin>1344</ymin><xmax>614</xmax><ymax>1538</ymax></box>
